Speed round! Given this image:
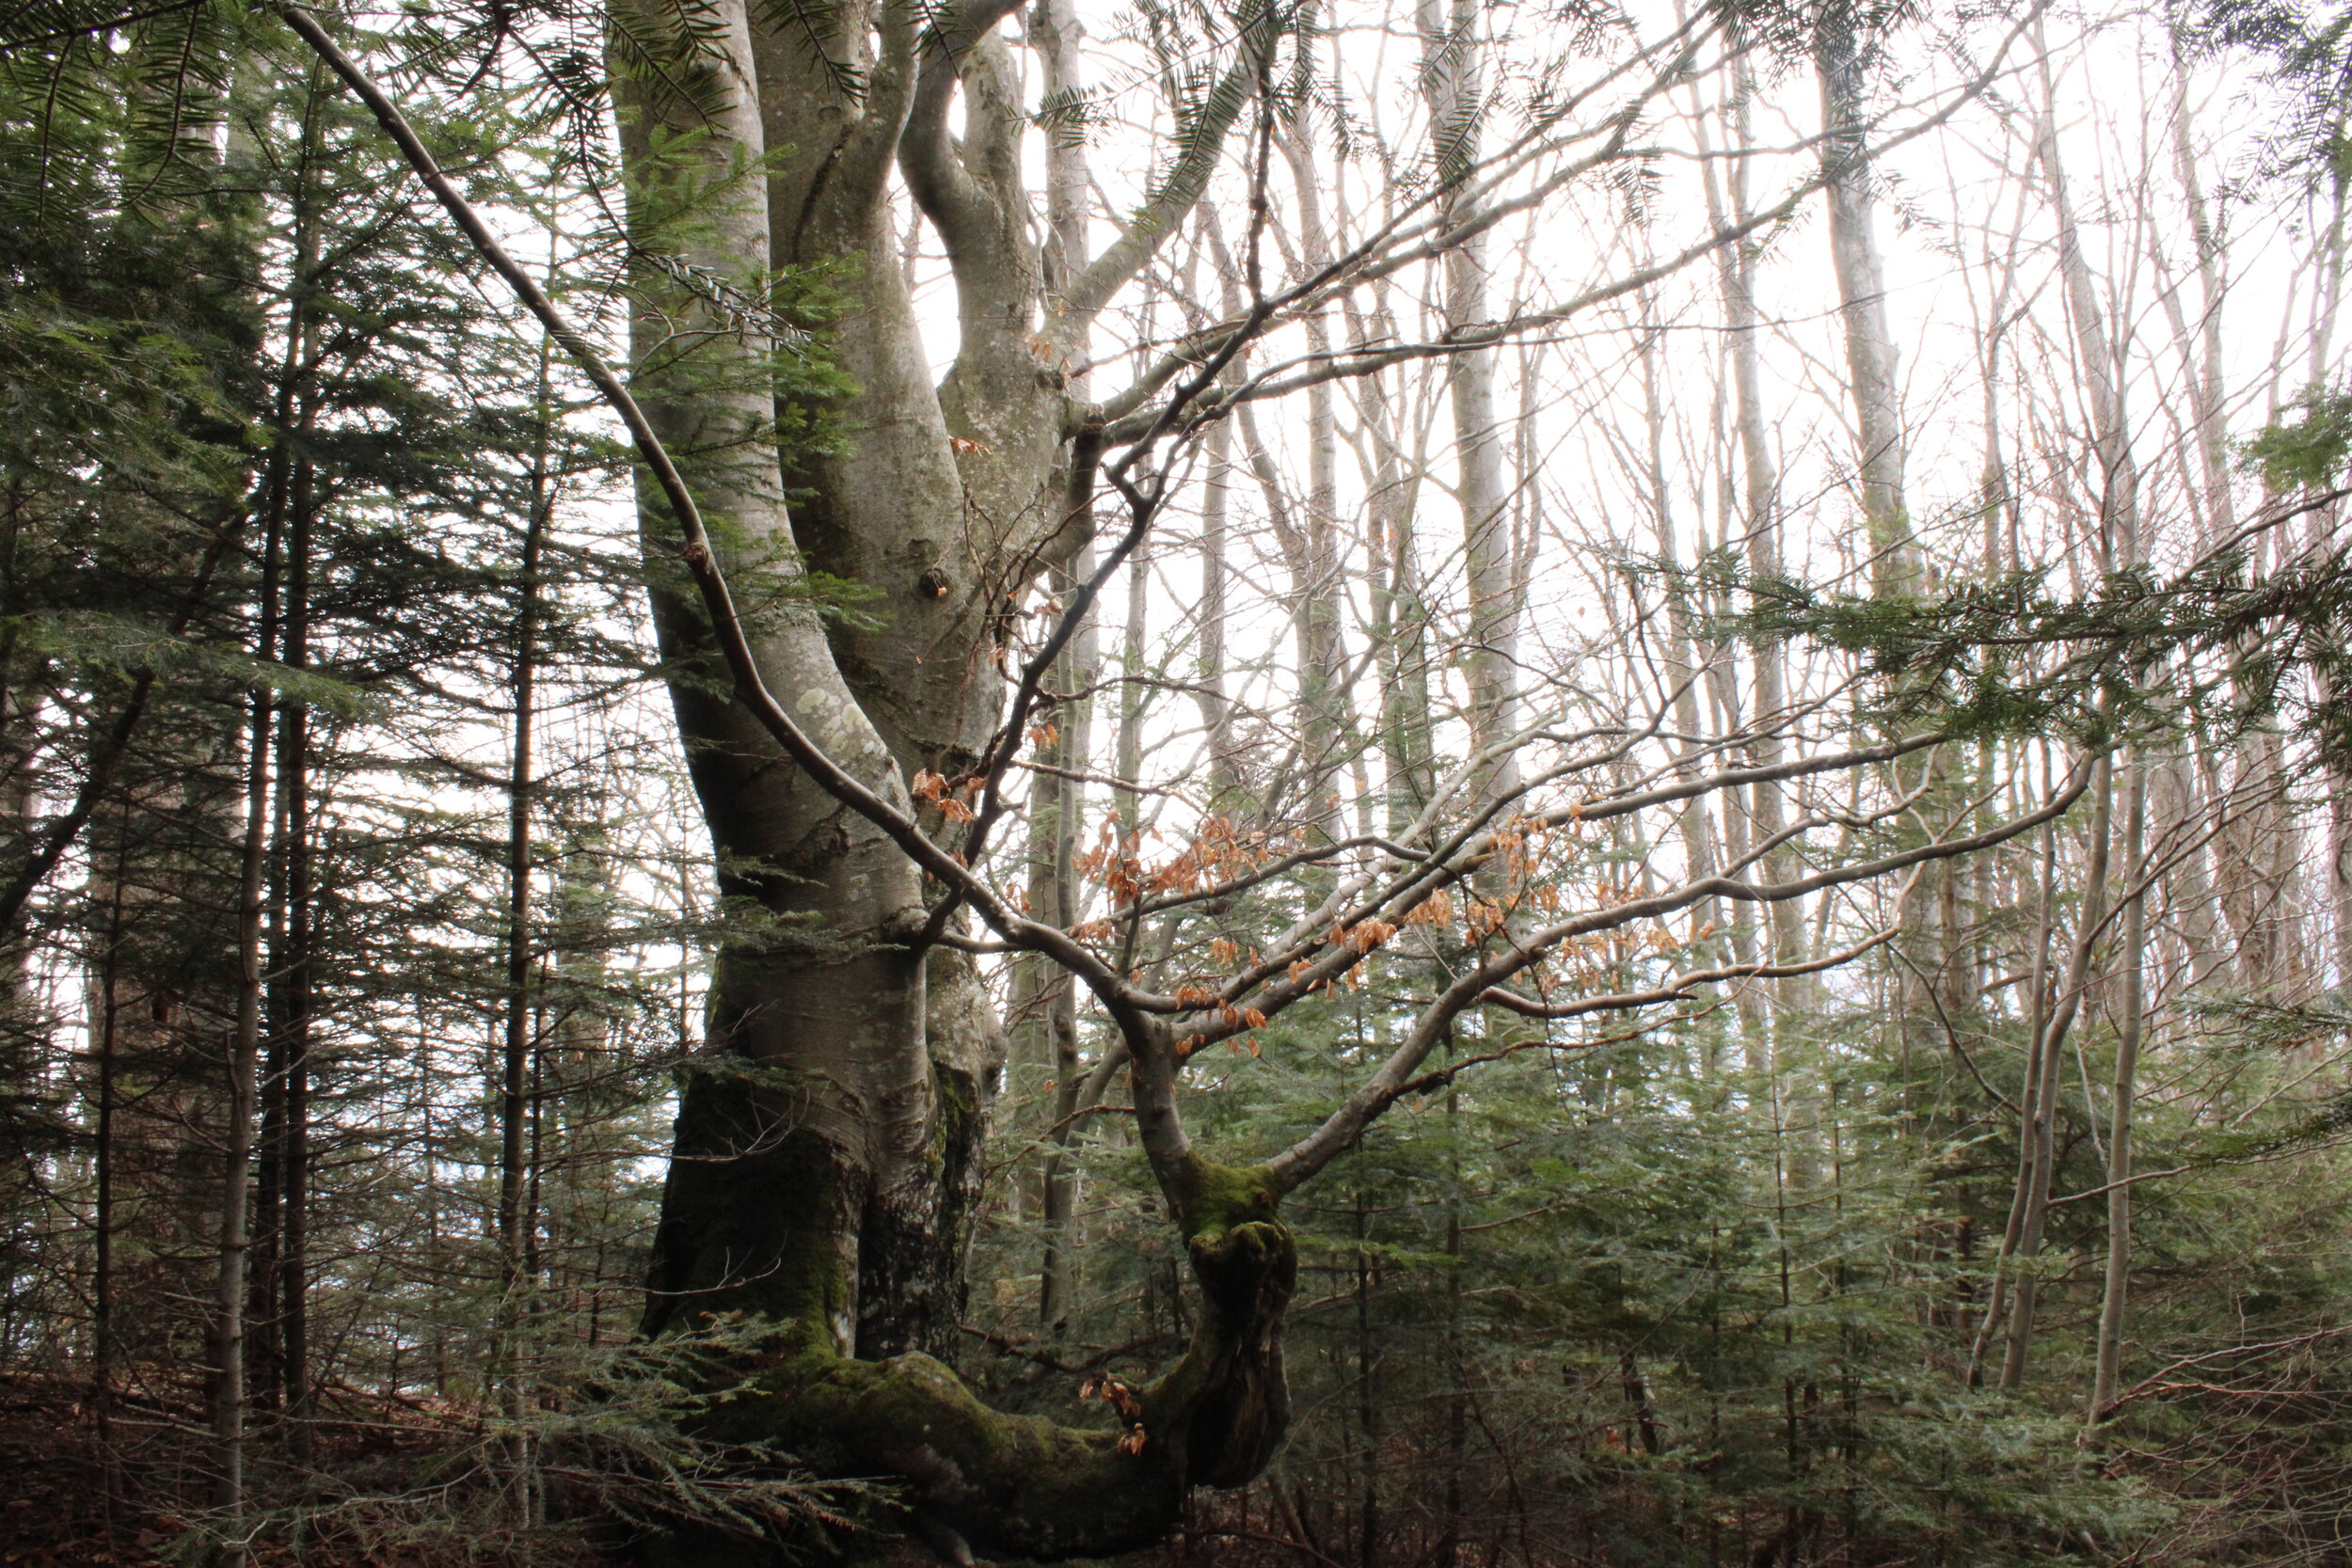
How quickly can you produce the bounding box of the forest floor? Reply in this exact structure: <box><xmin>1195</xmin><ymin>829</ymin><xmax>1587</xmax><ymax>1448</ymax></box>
<box><xmin>0</xmin><ymin>1370</ymin><xmax>1317</xmax><ymax>1567</ymax></box>
<box><xmin>0</xmin><ymin>1382</ymin><xmax>175</xmax><ymax>1560</ymax></box>
<box><xmin>0</xmin><ymin>1372</ymin><xmax>181</xmax><ymax>1566</ymax></box>
<box><xmin>0</xmin><ymin>1370</ymin><xmax>568</xmax><ymax>1568</ymax></box>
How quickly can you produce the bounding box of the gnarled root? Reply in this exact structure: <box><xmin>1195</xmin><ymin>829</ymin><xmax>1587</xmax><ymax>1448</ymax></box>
<box><xmin>641</xmin><ymin>1173</ymin><xmax>1296</xmax><ymax>1563</ymax></box>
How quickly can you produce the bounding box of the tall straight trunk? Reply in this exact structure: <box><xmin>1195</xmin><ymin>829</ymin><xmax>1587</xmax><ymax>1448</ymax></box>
<box><xmin>1346</xmin><ymin>292</ymin><xmax>1436</xmax><ymax>843</ymax></box>
<box><xmin>1116</xmin><ymin>546</ymin><xmax>1148</xmax><ymax>839</ymax></box>
<box><xmin>1198</xmin><ymin>401</ymin><xmax>1240</xmax><ymax>811</ymax></box>
<box><xmin>273</xmin><ymin>447</ymin><xmax>316</xmax><ymax>1461</ymax></box>
<box><xmin>2167</xmin><ymin>34</ymin><xmax>2233</xmax><ymax>546</ymax></box>
<box><xmin>89</xmin><ymin>866</ymin><xmax>126</xmax><ymax>1486</ymax></box>
<box><xmin>1704</xmin><ymin>466</ymin><xmax>1772</xmax><ymax>1073</ymax></box>
<box><xmin>1814</xmin><ymin>7</ymin><xmax>1914</xmax><ymax>589</ymax></box>
<box><xmin>1818</xmin><ymin>7</ymin><xmax>1961</xmax><ymax>1076</ymax></box>
<box><xmin>1030</xmin><ymin>0</ymin><xmax>1101</xmax><ymax>1325</ymax></box>
<box><xmin>1034</xmin><ymin>531</ymin><xmax>1098</xmax><ymax>1331</ymax></box>
<box><xmin>2090</xmin><ymin>751</ymin><xmax>2146</xmax><ymax>1424</ymax></box>
<box><xmin>1637</xmin><ymin>303</ymin><xmax>1724</xmax><ymax>990</ymax></box>
<box><xmin>215</xmin><ymin>79</ymin><xmax>314</xmax><ymax>1505</ymax></box>
<box><xmin>2032</xmin><ymin>20</ymin><xmax>2140</xmax><ymax>570</ymax></box>
<box><xmin>1027</xmin><ymin>0</ymin><xmax>1097</xmax><ymax>1323</ymax></box>
<box><xmin>1374</xmin><ymin>464</ymin><xmax>1435</xmax><ymax>842</ymax></box>
<box><xmin>212</xmin><ymin>510</ymin><xmax>280</xmax><ymax>1561</ymax></box>
<box><xmin>1033</xmin><ymin>516</ymin><xmax>1096</xmax><ymax>1332</ymax></box>
<box><xmin>1419</xmin><ymin>0</ymin><xmax>1518</xmax><ymax>808</ymax></box>
<box><xmin>1971</xmin><ymin>807</ymin><xmax>2054</xmax><ymax>1386</ymax></box>
<box><xmin>1704</xmin><ymin>60</ymin><xmax>1804</xmax><ymax>1066</ymax></box>
<box><xmin>1277</xmin><ymin>113</ymin><xmax>1352</xmax><ymax>839</ymax></box>
<box><xmin>243</xmin><ymin>140</ymin><xmax>321</xmax><ymax>1419</ymax></box>
<box><xmin>1353</xmin><ymin>1190</ymin><xmax>1379</xmax><ymax>1568</ymax></box>
<box><xmin>494</xmin><ymin>332</ymin><xmax>552</xmax><ymax>1518</ymax></box>
<box><xmin>1438</xmin><ymin>1044</ymin><xmax>1467</xmax><ymax>1568</ymax></box>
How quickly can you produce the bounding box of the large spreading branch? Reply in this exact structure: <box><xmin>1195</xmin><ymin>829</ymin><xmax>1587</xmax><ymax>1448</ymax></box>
<box><xmin>1262</xmin><ymin>755</ymin><xmax>2095</xmax><ymax>1192</ymax></box>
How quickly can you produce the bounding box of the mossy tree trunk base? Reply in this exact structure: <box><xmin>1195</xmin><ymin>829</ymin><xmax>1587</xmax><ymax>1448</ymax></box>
<box><xmin>633</xmin><ymin>1190</ymin><xmax>1295</xmax><ymax>1564</ymax></box>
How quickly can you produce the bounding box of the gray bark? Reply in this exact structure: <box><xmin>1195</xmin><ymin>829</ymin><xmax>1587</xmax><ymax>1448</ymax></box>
<box><xmin>1815</xmin><ymin>8</ymin><xmax>1915</xmax><ymax>589</ymax></box>
<box><xmin>1419</xmin><ymin>0</ymin><xmax>1519</xmax><ymax>811</ymax></box>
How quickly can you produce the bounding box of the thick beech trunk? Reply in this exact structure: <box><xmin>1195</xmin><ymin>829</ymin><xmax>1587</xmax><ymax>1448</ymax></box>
<box><xmin>608</xmin><ymin>0</ymin><xmax>1295</xmax><ymax>1555</ymax></box>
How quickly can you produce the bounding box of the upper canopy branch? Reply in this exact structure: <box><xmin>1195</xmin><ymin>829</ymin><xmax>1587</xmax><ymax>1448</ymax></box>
<box><xmin>1086</xmin><ymin>3</ymin><xmax>2039</xmax><ymax>445</ymax></box>
<box><xmin>1040</xmin><ymin>0</ymin><xmax>1285</xmax><ymax>357</ymax></box>
<box><xmin>898</xmin><ymin>0</ymin><xmax>1026</xmax><ymax>268</ymax></box>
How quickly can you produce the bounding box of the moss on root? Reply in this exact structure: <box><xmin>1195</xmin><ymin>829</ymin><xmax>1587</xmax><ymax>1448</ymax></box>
<box><xmin>637</xmin><ymin>1152</ymin><xmax>1295</xmax><ymax>1563</ymax></box>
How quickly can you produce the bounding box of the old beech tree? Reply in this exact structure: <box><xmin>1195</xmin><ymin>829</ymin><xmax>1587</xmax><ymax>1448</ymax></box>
<box><xmin>301</xmin><ymin>0</ymin><xmax>2061</xmax><ymax>1558</ymax></box>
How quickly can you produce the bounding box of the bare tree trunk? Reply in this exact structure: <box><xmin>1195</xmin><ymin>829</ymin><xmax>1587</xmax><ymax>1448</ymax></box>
<box><xmin>1032</xmin><ymin>520</ymin><xmax>1095</xmax><ymax>1332</ymax></box>
<box><xmin>2033</xmin><ymin>22</ymin><xmax>2140</xmax><ymax>573</ymax></box>
<box><xmin>1420</xmin><ymin>0</ymin><xmax>1518</xmax><ymax>808</ymax></box>
<box><xmin>1815</xmin><ymin>6</ymin><xmax>1914</xmax><ymax>589</ymax></box>
<box><xmin>1197</xmin><ymin>398</ymin><xmax>1240</xmax><ymax>812</ymax></box>
<box><xmin>1971</xmin><ymin>807</ymin><xmax>2052</xmax><ymax>1386</ymax></box>
<box><xmin>273</xmin><ymin>446</ymin><xmax>316</xmax><ymax>1465</ymax></box>
<box><xmin>206</xmin><ymin>315</ymin><xmax>296</xmax><ymax>1549</ymax></box>
<box><xmin>1356</xmin><ymin>305</ymin><xmax>1436</xmax><ymax>842</ymax></box>
<box><xmin>1354</xmin><ymin>1190</ymin><xmax>1379</xmax><ymax>1568</ymax></box>
<box><xmin>2001</xmin><ymin>752</ymin><xmax>2113</xmax><ymax>1391</ymax></box>
<box><xmin>90</xmin><ymin>867</ymin><xmax>125</xmax><ymax>1502</ymax></box>
<box><xmin>1705</xmin><ymin>59</ymin><xmax>1804</xmax><ymax>1071</ymax></box>
<box><xmin>1634</xmin><ymin>294</ymin><xmax>1727</xmax><ymax>1078</ymax></box>
<box><xmin>1028</xmin><ymin>0</ymin><xmax>1100</xmax><ymax>1323</ymax></box>
<box><xmin>493</xmin><ymin>332</ymin><xmax>552</xmax><ymax>1523</ymax></box>
<box><xmin>1277</xmin><ymin>110</ymin><xmax>1353</xmax><ymax>840</ymax></box>
<box><xmin>2090</xmin><ymin>749</ymin><xmax>2146</xmax><ymax>1425</ymax></box>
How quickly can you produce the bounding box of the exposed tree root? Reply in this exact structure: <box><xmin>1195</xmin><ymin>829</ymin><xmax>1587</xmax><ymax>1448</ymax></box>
<box><xmin>636</xmin><ymin>1165</ymin><xmax>1295</xmax><ymax>1564</ymax></box>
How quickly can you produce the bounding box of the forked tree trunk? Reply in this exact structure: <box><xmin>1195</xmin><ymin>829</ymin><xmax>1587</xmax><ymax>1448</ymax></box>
<box><xmin>604</xmin><ymin>0</ymin><xmax>1297</xmax><ymax>1557</ymax></box>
